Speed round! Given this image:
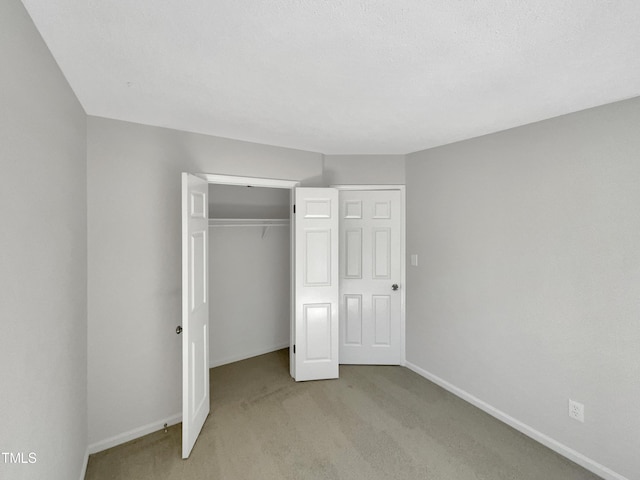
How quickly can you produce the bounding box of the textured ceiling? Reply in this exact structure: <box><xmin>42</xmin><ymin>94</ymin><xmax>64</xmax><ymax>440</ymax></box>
<box><xmin>21</xmin><ymin>0</ymin><xmax>640</xmax><ymax>154</ymax></box>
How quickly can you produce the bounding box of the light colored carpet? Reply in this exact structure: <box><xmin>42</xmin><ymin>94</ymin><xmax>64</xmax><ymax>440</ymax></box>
<box><xmin>85</xmin><ymin>350</ymin><xmax>601</xmax><ymax>479</ymax></box>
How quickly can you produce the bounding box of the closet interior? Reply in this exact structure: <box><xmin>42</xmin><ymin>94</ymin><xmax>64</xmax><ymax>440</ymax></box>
<box><xmin>207</xmin><ymin>183</ymin><xmax>291</xmax><ymax>368</ymax></box>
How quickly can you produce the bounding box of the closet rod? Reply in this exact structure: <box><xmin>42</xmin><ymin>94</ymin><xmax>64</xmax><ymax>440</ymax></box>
<box><xmin>208</xmin><ymin>218</ymin><xmax>290</xmax><ymax>228</ymax></box>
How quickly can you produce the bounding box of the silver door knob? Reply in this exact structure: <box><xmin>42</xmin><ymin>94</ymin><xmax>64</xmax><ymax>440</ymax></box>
<box><xmin>392</xmin><ymin>284</ymin><xmax>399</xmax><ymax>291</ymax></box>
<box><xmin>176</xmin><ymin>326</ymin><xmax>183</xmax><ymax>335</ymax></box>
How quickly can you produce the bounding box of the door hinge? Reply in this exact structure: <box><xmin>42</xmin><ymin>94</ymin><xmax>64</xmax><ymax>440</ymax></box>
<box><xmin>293</xmin><ymin>204</ymin><xmax>296</xmax><ymax>214</ymax></box>
<box><xmin>293</xmin><ymin>344</ymin><xmax>296</xmax><ymax>354</ymax></box>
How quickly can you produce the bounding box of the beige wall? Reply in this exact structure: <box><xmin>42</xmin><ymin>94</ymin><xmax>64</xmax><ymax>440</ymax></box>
<box><xmin>0</xmin><ymin>1</ymin><xmax>87</xmax><ymax>479</ymax></box>
<box><xmin>323</xmin><ymin>154</ymin><xmax>405</xmax><ymax>185</ymax></box>
<box><xmin>87</xmin><ymin>116</ymin><xmax>323</xmax><ymax>446</ymax></box>
<box><xmin>406</xmin><ymin>97</ymin><xmax>640</xmax><ymax>479</ymax></box>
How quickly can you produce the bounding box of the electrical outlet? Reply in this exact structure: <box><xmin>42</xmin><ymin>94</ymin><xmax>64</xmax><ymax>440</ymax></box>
<box><xmin>568</xmin><ymin>399</ymin><xmax>584</xmax><ymax>422</ymax></box>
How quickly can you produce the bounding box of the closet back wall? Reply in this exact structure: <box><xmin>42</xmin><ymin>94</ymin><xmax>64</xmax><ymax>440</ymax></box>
<box><xmin>208</xmin><ymin>185</ymin><xmax>290</xmax><ymax>367</ymax></box>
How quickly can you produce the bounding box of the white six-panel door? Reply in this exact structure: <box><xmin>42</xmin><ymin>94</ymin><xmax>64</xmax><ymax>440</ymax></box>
<box><xmin>181</xmin><ymin>173</ymin><xmax>210</xmax><ymax>458</ymax></box>
<box><xmin>339</xmin><ymin>190</ymin><xmax>402</xmax><ymax>365</ymax></box>
<box><xmin>294</xmin><ymin>188</ymin><xmax>339</xmax><ymax>381</ymax></box>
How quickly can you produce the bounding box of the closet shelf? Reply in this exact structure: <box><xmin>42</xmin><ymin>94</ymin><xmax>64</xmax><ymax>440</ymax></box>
<box><xmin>209</xmin><ymin>218</ymin><xmax>290</xmax><ymax>239</ymax></box>
<box><xmin>208</xmin><ymin>218</ymin><xmax>290</xmax><ymax>228</ymax></box>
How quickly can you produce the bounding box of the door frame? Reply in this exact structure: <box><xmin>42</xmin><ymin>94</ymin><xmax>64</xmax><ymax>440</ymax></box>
<box><xmin>331</xmin><ymin>185</ymin><xmax>406</xmax><ymax>366</ymax></box>
<box><xmin>201</xmin><ymin>174</ymin><xmax>299</xmax><ymax>190</ymax></box>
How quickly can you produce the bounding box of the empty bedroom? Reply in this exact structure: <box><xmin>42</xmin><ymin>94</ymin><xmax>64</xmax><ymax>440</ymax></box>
<box><xmin>1</xmin><ymin>1</ymin><xmax>639</xmax><ymax>480</ymax></box>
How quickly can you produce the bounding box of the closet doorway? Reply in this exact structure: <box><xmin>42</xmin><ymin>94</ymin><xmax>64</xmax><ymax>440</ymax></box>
<box><xmin>207</xmin><ymin>183</ymin><xmax>292</xmax><ymax>369</ymax></box>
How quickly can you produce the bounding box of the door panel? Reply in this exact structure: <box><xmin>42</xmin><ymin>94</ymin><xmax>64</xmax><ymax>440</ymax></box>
<box><xmin>344</xmin><ymin>294</ymin><xmax>363</xmax><ymax>345</ymax></box>
<box><xmin>304</xmin><ymin>230</ymin><xmax>331</xmax><ymax>285</ymax></box>
<box><xmin>339</xmin><ymin>190</ymin><xmax>402</xmax><ymax>365</ymax></box>
<box><xmin>373</xmin><ymin>201</ymin><xmax>391</xmax><ymax>218</ymax></box>
<box><xmin>373</xmin><ymin>228</ymin><xmax>391</xmax><ymax>278</ymax></box>
<box><xmin>304</xmin><ymin>304</ymin><xmax>332</xmax><ymax>360</ymax></box>
<box><xmin>344</xmin><ymin>200</ymin><xmax>362</xmax><ymax>218</ymax></box>
<box><xmin>372</xmin><ymin>295</ymin><xmax>391</xmax><ymax>345</ymax></box>
<box><xmin>294</xmin><ymin>188</ymin><xmax>339</xmax><ymax>381</ymax></box>
<box><xmin>191</xmin><ymin>232</ymin><xmax>206</xmax><ymax>309</ymax></box>
<box><xmin>181</xmin><ymin>173</ymin><xmax>210</xmax><ymax>458</ymax></box>
<box><xmin>345</xmin><ymin>229</ymin><xmax>363</xmax><ymax>278</ymax></box>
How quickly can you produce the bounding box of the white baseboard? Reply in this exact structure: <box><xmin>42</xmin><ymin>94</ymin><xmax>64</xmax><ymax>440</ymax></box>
<box><xmin>404</xmin><ymin>361</ymin><xmax>628</xmax><ymax>480</ymax></box>
<box><xmin>88</xmin><ymin>413</ymin><xmax>182</xmax><ymax>454</ymax></box>
<box><xmin>79</xmin><ymin>446</ymin><xmax>88</xmax><ymax>480</ymax></box>
<box><xmin>209</xmin><ymin>342</ymin><xmax>289</xmax><ymax>368</ymax></box>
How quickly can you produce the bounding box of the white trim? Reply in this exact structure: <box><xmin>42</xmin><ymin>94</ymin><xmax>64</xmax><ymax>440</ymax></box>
<box><xmin>289</xmin><ymin>189</ymin><xmax>296</xmax><ymax>379</ymax></box>
<box><xmin>209</xmin><ymin>342</ymin><xmax>290</xmax><ymax>368</ymax></box>
<box><xmin>201</xmin><ymin>173</ymin><xmax>299</xmax><ymax>189</ymax></box>
<box><xmin>333</xmin><ymin>185</ymin><xmax>407</xmax><ymax>365</ymax></box>
<box><xmin>78</xmin><ymin>446</ymin><xmax>89</xmax><ymax>480</ymax></box>
<box><xmin>88</xmin><ymin>413</ymin><xmax>182</xmax><ymax>454</ymax></box>
<box><xmin>399</xmin><ymin>187</ymin><xmax>406</xmax><ymax>365</ymax></box>
<box><xmin>404</xmin><ymin>361</ymin><xmax>629</xmax><ymax>480</ymax></box>
<box><xmin>331</xmin><ymin>184</ymin><xmax>405</xmax><ymax>191</ymax></box>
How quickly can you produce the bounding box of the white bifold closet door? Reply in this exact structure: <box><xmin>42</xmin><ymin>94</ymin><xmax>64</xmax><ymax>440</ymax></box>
<box><xmin>181</xmin><ymin>173</ymin><xmax>210</xmax><ymax>459</ymax></box>
<box><xmin>293</xmin><ymin>188</ymin><xmax>339</xmax><ymax>381</ymax></box>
